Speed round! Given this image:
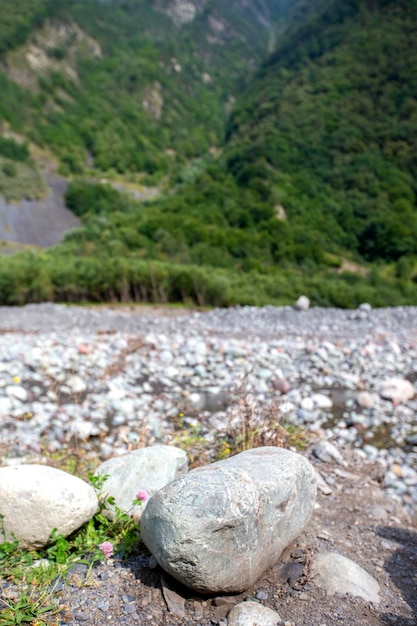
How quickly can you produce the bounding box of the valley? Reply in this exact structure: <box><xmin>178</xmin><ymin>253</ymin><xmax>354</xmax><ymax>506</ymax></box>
<box><xmin>0</xmin><ymin>0</ymin><xmax>416</xmax><ymax>307</ymax></box>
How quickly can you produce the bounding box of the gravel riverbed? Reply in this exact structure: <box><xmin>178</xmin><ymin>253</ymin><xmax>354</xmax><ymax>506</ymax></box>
<box><xmin>1</xmin><ymin>302</ymin><xmax>417</xmax><ymax>626</ymax></box>
<box><xmin>0</xmin><ymin>302</ymin><xmax>417</xmax><ymax>516</ymax></box>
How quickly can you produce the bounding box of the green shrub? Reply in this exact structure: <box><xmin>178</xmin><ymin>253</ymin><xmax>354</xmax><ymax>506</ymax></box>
<box><xmin>2</xmin><ymin>162</ymin><xmax>17</xmax><ymax>177</ymax></box>
<box><xmin>0</xmin><ymin>137</ymin><xmax>28</xmax><ymax>161</ymax></box>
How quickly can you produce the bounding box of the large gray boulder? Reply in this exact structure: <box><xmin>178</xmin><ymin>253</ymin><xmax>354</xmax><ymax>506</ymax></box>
<box><xmin>95</xmin><ymin>445</ymin><xmax>188</xmax><ymax>519</ymax></box>
<box><xmin>141</xmin><ymin>447</ymin><xmax>316</xmax><ymax>593</ymax></box>
<box><xmin>0</xmin><ymin>465</ymin><xmax>98</xmax><ymax>548</ymax></box>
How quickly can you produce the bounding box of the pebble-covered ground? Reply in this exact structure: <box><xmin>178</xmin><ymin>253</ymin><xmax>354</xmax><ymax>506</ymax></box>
<box><xmin>1</xmin><ymin>303</ymin><xmax>417</xmax><ymax>626</ymax></box>
<box><xmin>0</xmin><ymin>303</ymin><xmax>416</xmax><ymax>515</ymax></box>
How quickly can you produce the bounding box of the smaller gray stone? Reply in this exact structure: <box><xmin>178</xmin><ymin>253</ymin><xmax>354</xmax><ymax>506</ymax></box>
<box><xmin>67</xmin><ymin>564</ymin><xmax>88</xmax><ymax>577</ymax></box>
<box><xmin>369</xmin><ymin>505</ymin><xmax>388</xmax><ymax>521</ymax></box>
<box><xmin>73</xmin><ymin>612</ymin><xmax>89</xmax><ymax>621</ymax></box>
<box><xmin>310</xmin><ymin>552</ymin><xmax>380</xmax><ymax>604</ymax></box>
<box><xmin>148</xmin><ymin>555</ymin><xmax>158</xmax><ymax>569</ymax></box>
<box><xmin>255</xmin><ymin>590</ymin><xmax>268</xmax><ymax>601</ymax></box>
<box><xmin>276</xmin><ymin>562</ymin><xmax>304</xmax><ymax>586</ymax></box>
<box><xmin>95</xmin><ymin>444</ymin><xmax>188</xmax><ymax>519</ymax></box>
<box><xmin>122</xmin><ymin>594</ymin><xmax>136</xmax><ymax>603</ymax></box>
<box><xmin>296</xmin><ymin>409</ymin><xmax>313</xmax><ymax>423</ymax></box>
<box><xmin>315</xmin><ymin>472</ymin><xmax>332</xmax><ymax>495</ymax></box>
<box><xmin>362</xmin><ymin>444</ymin><xmax>379</xmax><ymax>461</ymax></box>
<box><xmin>356</xmin><ymin>391</ymin><xmax>376</xmax><ymax>409</ymax></box>
<box><xmin>406</xmin><ymin>433</ymin><xmax>417</xmax><ymax>446</ymax></box>
<box><xmin>313</xmin><ymin>440</ymin><xmax>345</xmax><ymax>465</ymax></box>
<box><xmin>227</xmin><ymin>601</ymin><xmax>281</xmax><ymax>626</ymax></box>
<box><xmin>161</xmin><ymin>575</ymin><xmax>186</xmax><ymax>617</ymax></box>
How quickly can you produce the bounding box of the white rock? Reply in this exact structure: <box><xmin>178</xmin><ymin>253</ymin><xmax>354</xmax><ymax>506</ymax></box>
<box><xmin>356</xmin><ymin>391</ymin><xmax>377</xmax><ymax>409</ymax></box>
<box><xmin>311</xmin><ymin>393</ymin><xmax>333</xmax><ymax>409</ymax></box>
<box><xmin>95</xmin><ymin>445</ymin><xmax>188</xmax><ymax>519</ymax></box>
<box><xmin>301</xmin><ymin>397</ymin><xmax>315</xmax><ymax>411</ymax></box>
<box><xmin>141</xmin><ymin>447</ymin><xmax>317</xmax><ymax>593</ymax></box>
<box><xmin>310</xmin><ymin>552</ymin><xmax>380</xmax><ymax>604</ymax></box>
<box><xmin>66</xmin><ymin>375</ymin><xmax>87</xmax><ymax>394</ymax></box>
<box><xmin>111</xmin><ymin>398</ymin><xmax>135</xmax><ymax>415</ymax></box>
<box><xmin>69</xmin><ymin>420</ymin><xmax>94</xmax><ymax>440</ymax></box>
<box><xmin>294</xmin><ymin>295</ymin><xmax>310</xmax><ymax>311</ymax></box>
<box><xmin>165</xmin><ymin>366</ymin><xmax>179</xmax><ymax>378</ymax></box>
<box><xmin>227</xmin><ymin>601</ymin><xmax>281</xmax><ymax>626</ymax></box>
<box><xmin>189</xmin><ymin>392</ymin><xmax>202</xmax><ymax>405</ymax></box>
<box><xmin>379</xmin><ymin>378</ymin><xmax>415</xmax><ymax>404</ymax></box>
<box><xmin>5</xmin><ymin>385</ymin><xmax>28</xmax><ymax>402</ymax></box>
<box><xmin>107</xmin><ymin>385</ymin><xmax>126</xmax><ymax>400</ymax></box>
<box><xmin>0</xmin><ymin>465</ymin><xmax>98</xmax><ymax>548</ymax></box>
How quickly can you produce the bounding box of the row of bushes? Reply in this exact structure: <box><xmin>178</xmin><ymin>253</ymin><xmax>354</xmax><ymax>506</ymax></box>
<box><xmin>0</xmin><ymin>255</ymin><xmax>231</xmax><ymax>307</ymax></box>
<box><xmin>0</xmin><ymin>252</ymin><xmax>416</xmax><ymax>308</ymax></box>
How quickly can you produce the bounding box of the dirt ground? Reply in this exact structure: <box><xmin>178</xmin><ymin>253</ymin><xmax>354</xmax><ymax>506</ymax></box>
<box><xmin>41</xmin><ymin>446</ymin><xmax>417</xmax><ymax>626</ymax></box>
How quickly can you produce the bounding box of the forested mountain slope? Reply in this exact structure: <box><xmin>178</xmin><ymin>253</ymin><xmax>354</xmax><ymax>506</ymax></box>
<box><xmin>0</xmin><ymin>0</ymin><xmax>287</xmax><ymax>178</ymax></box>
<box><xmin>68</xmin><ymin>0</ymin><xmax>416</xmax><ymax>274</ymax></box>
<box><xmin>225</xmin><ymin>0</ymin><xmax>417</xmax><ymax>262</ymax></box>
<box><xmin>0</xmin><ymin>0</ymin><xmax>416</xmax><ymax>308</ymax></box>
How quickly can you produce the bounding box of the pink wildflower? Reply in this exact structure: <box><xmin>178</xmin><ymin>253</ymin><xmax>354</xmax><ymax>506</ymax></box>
<box><xmin>136</xmin><ymin>490</ymin><xmax>149</xmax><ymax>502</ymax></box>
<box><xmin>99</xmin><ymin>541</ymin><xmax>114</xmax><ymax>560</ymax></box>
